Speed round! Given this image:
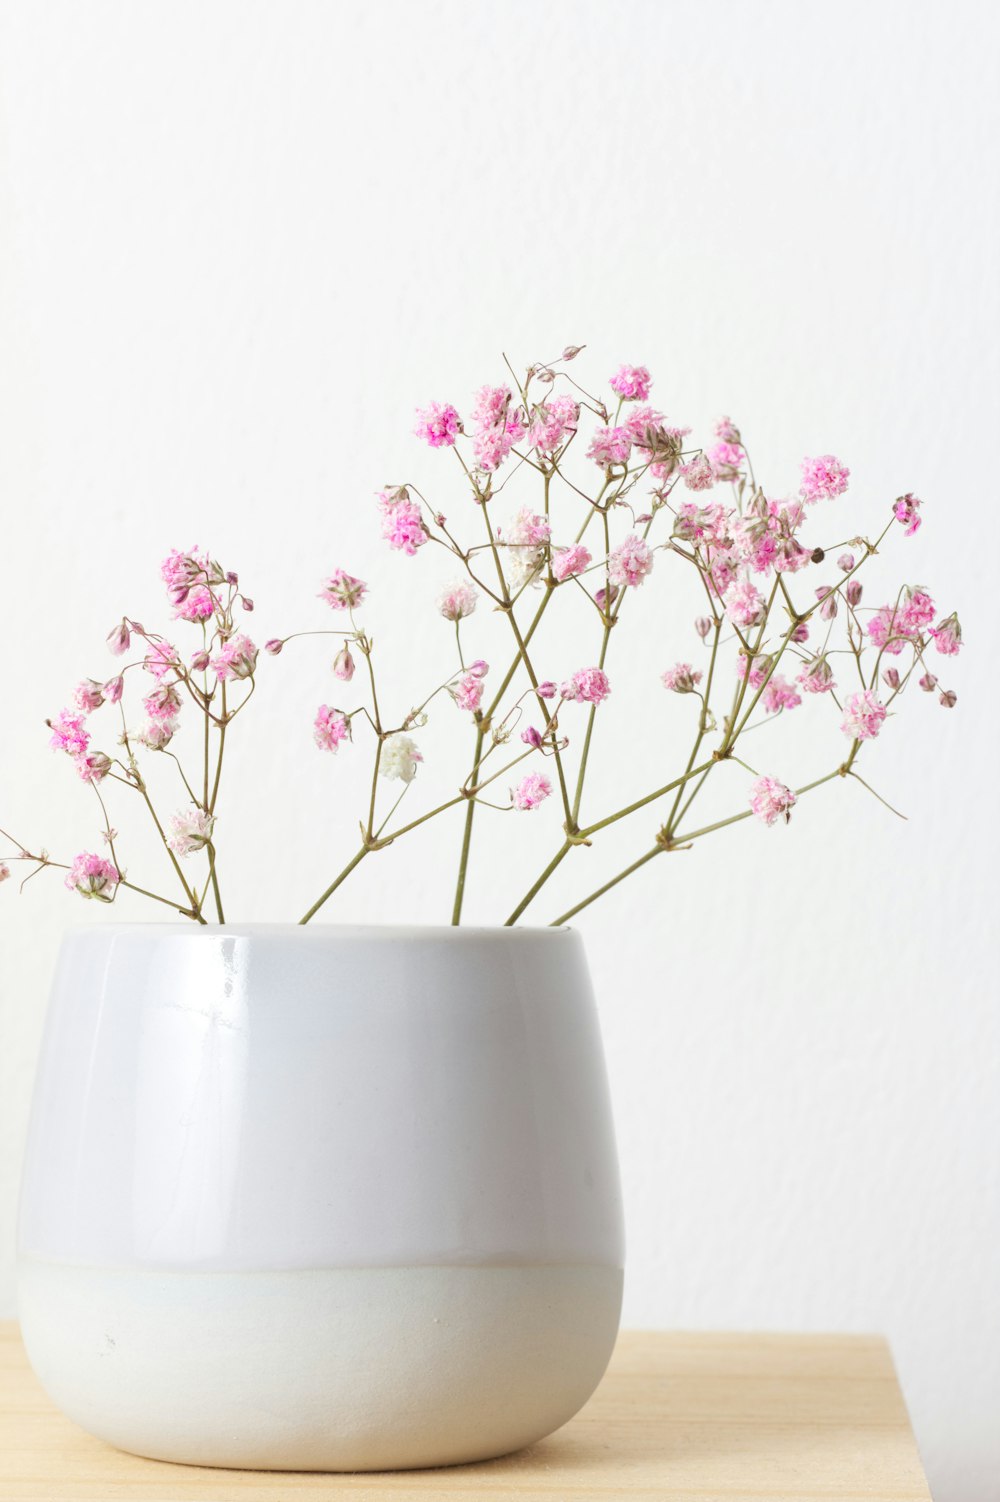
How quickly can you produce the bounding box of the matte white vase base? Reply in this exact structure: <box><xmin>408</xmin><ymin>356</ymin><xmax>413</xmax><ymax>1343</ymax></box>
<box><xmin>19</xmin><ymin>1258</ymin><xmax>623</xmax><ymax>1471</ymax></box>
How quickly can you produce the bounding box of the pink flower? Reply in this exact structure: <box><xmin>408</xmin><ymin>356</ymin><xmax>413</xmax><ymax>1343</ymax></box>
<box><xmin>76</xmin><ymin>751</ymin><xmax>112</xmax><ymax>784</ymax></box>
<box><xmin>210</xmin><ymin>634</ymin><xmax>258</xmax><ymax>682</ymax></box>
<box><xmin>65</xmin><ymin>851</ymin><xmax>120</xmax><ymax>901</ymax></box>
<box><xmin>0</xmin><ymin>862</ymin><xmax>10</xmax><ymax>884</ymax></box>
<box><xmin>551</xmin><ymin>544</ymin><xmax>592</xmax><ymax>582</ymax></box>
<box><xmin>714</xmin><ymin>416</ymin><xmax>741</xmax><ymax>443</ymax></box>
<box><xmin>797</xmin><ymin>657</ymin><xmax>835</xmax><ymax>694</ymax></box>
<box><xmin>587</xmin><ymin>426</ymin><xmax>633</xmax><ymax>467</ymax></box>
<box><xmin>438</xmin><ymin>582</ymin><xmax>478</xmax><ymax>621</ymax></box>
<box><xmin>313</xmin><ymin>705</ymin><xmax>351</xmax><ymax>753</ymax></box>
<box><xmin>73</xmin><ymin>679</ymin><xmax>105</xmax><ymax>712</ymax></box>
<box><xmin>841</xmin><ymin>689</ymin><xmax>887</xmax><ymax>741</ymax></box>
<box><xmin>143</xmin><ymin>641</ymin><xmax>179</xmax><ymax>680</ymax></box>
<box><xmin>681</xmin><ymin>455</ymin><xmax>715</xmax><ymax>491</ymax></box>
<box><xmin>561</xmin><ymin>667</ymin><xmax>611</xmax><ymax>705</ymax></box>
<box><xmin>500</xmin><ymin>508</ymin><xmax>551</xmax><ymax>588</ymax></box>
<box><xmin>176</xmin><ymin>585</ymin><xmax>215</xmax><ymax>622</ymax></box>
<box><xmin>736</xmin><ymin>653</ymin><xmax>773</xmax><ymax>689</ymax></box>
<box><xmin>708</xmin><ymin>440</ymin><xmax>744</xmax><ymax>481</ymax></box>
<box><xmin>319</xmin><ymin>569</ymin><xmax>368</xmax><ymax>611</ymax></box>
<box><xmin>929</xmin><ymin>612</ymin><xmax>962</xmax><ymax>656</ymax></box>
<box><xmin>799</xmin><ymin>454</ymin><xmax>850</xmax><ymax>503</ymax></box>
<box><xmin>49</xmin><ymin>709</ymin><xmax>90</xmax><ymax>758</ymax></box>
<box><xmin>838</xmin><ymin>552</ymin><xmax>856</xmax><ymax>572</ymax></box>
<box><xmin>537</xmin><ymin>681</ymin><xmax>557</xmax><ymax>699</ymax></box>
<box><xmin>893</xmin><ymin>493</ymin><xmax>922</xmax><ymax>536</ymax></box>
<box><xmin>527</xmin><ymin>395</ymin><xmax>579</xmax><ymax>453</ymax></box>
<box><xmin>451</xmin><ymin>664</ymin><xmax>488</xmax><ymax>714</ymax></box>
<box><xmin>762</xmin><ymin>675</ymin><xmax>802</xmax><ymax>714</ymax></box>
<box><xmin>608</xmin><ymin>534</ymin><xmax>654</xmax><ymax>589</ymax></box>
<box><xmin>609</xmin><ymin>364</ymin><xmax>652</xmax><ymax>401</ymax></box>
<box><xmin>333</xmin><ymin>645</ymin><xmax>355</xmax><ymax>681</ymax></box>
<box><xmin>867</xmin><ymin>588</ymin><xmax>936</xmax><ymax>653</ymax></box>
<box><xmin>469</xmin><ymin>385</ymin><xmax>526</xmax><ymax>473</ymax></box>
<box><xmin>695</xmin><ymin>616</ymin><xmax>713</xmax><ymax>640</ymax></box>
<box><xmin>167</xmin><ymin>808</ymin><xmax>216</xmax><ymax>856</ymax></box>
<box><xmin>723</xmin><ymin>579</ymin><xmax>765</xmax><ymax>628</ymax></box>
<box><xmin>662</xmin><ymin>663</ymin><xmax>702</xmax><ymax>694</ymax></box>
<box><xmin>136</xmin><ymin>719</ymin><xmax>177</xmax><ymax>750</ymax></box>
<box><xmin>512</xmin><ymin>772</ymin><xmax>552</xmax><ymax>811</ymax></box>
<box><xmin>264</xmin><ymin>639</ymin><xmax>284</xmax><ymax>656</ymax></box>
<box><xmin>143</xmin><ymin>684</ymin><xmax>182</xmax><ymax>721</ymax></box>
<box><xmin>414</xmin><ymin>402</ymin><xmax>460</xmax><ymax>448</ymax></box>
<box><xmin>378</xmin><ymin>489</ymin><xmax>427</xmax><ymax>555</ymax></box>
<box><xmin>106</xmin><ymin>621</ymin><xmax>131</xmax><ymax>656</ymax></box>
<box><xmin>521</xmin><ymin>726</ymin><xmax>543</xmax><ymax>749</ymax></box>
<box><xmin>749</xmin><ymin>775</ymin><xmax>797</xmax><ymax>826</ymax></box>
<box><xmin>939</xmin><ymin>689</ymin><xmax>958</xmax><ymax>709</ymax></box>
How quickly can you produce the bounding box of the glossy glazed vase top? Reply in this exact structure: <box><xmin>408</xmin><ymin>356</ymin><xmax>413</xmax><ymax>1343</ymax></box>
<box><xmin>19</xmin><ymin>924</ymin><xmax>624</xmax><ymax>1271</ymax></box>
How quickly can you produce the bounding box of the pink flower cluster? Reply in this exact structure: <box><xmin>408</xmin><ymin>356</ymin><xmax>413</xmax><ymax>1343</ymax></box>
<box><xmin>470</xmin><ymin>385</ymin><xmax>527</xmax><ymax>472</ymax></box>
<box><xmin>314</xmin><ymin>705</ymin><xmax>351</xmax><ymax>753</ymax></box>
<box><xmin>800</xmin><ymin>455</ymin><xmax>850</xmax><ymax>503</ymax></box>
<box><xmin>451</xmin><ymin>660</ymin><xmax>489</xmax><ymax>714</ymax></box>
<box><xmin>379</xmin><ymin>488</ymin><xmax>427</xmax><ymax>555</ymax></box>
<box><xmin>609</xmin><ymin>364</ymin><xmax>652</xmax><ymax>402</ymax></box>
<box><xmin>512</xmin><ymin>771</ymin><xmax>552</xmax><ymax>811</ymax></box>
<box><xmin>64</xmin><ymin>851</ymin><xmax>120</xmax><ymax>901</ymax></box>
<box><xmin>414</xmin><ymin>402</ymin><xmax>461</xmax><ymax>449</ymax></box>
<box><xmin>561</xmin><ymin>667</ymin><xmax>611</xmax><ymax>705</ymax></box>
<box><xmin>320</xmin><ymin>570</ymin><xmax>368</xmax><ymax>611</ymax></box>
<box><xmin>749</xmin><ymin>776</ymin><xmax>797</xmax><ymax>826</ymax></box>
<box><xmin>841</xmin><ymin>689</ymin><xmax>887</xmax><ymax>741</ymax></box>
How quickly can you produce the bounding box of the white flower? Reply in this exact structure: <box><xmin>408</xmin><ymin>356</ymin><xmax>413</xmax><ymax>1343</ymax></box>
<box><xmin>379</xmin><ymin>734</ymin><xmax>423</xmax><ymax>784</ymax></box>
<box><xmin>167</xmin><ymin>808</ymin><xmax>216</xmax><ymax>857</ymax></box>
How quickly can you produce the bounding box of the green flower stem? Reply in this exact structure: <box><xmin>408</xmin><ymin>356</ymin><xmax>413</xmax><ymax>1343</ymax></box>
<box><xmin>451</xmin><ymin>725</ymin><xmax>484</xmax><ymax>924</ymax></box>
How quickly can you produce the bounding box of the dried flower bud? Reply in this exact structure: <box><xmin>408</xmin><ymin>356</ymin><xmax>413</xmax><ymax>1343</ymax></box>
<box><xmin>535</xmin><ymin>368</ymin><xmax>556</xmax><ymax>385</ymax></box>
<box><xmin>103</xmin><ymin>675</ymin><xmax>124</xmax><ymax>704</ymax></box>
<box><xmin>596</xmin><ymin>584</ymin><xmax>620</xmax><ymax>612</ymax></box>
<box><xmin>226</xmin><ymin>571</ymin><xmax>239</xmax><ymax>585</ymax></box>
<box><xmin>107</xmin><ymin>621</ymin><xmax>131</xmax><ymax>656</ymax></box>
<box><xmin>521</xmin><ymin>726</ymin><xmax>543</xmax><ymax>749</ymax></box>
<box><xmin>846</xmin><ymin>580</ymin><xmax>863</xmax><ymax>607</ymax></box>
<box><xmin>882</xmin><ymin>667</ymin><xmax>901</xmax><ymax>690</ymax></box>
<box><xmin>695</xmin><ymin>616</ymin><xmax>713</xmax><ymax>640</ymax></box>
<box><xmin>264</xmin><ymin>639</ymin><xmax>284</xmax><ymax>656</ymax></box>
<box><xmin>190</xmin><ymin>649</ymin><xmax>210</xmax><ymax>672</ymax></box>
<box><xmin>333</xmin><ymin>645</ymin><xmax>356</xmax><ymax>682</ymax></box>
<box><xmin>919</xmin><ymin>672</ymin><xmax>938</xmax><ymax>692</ymax></box>
<box><xmin>815</xmin><ymin>587</ymin><xmax>838</xmax><ymax>622</ymax></box>
<box><xmin>537</xmin><ymin>682</ymin><xmax>557</xmax><ymax>700</ymax></box>
<box><xmin>810</xmin><ymin>547</ymin><xmax>825</xmax><ymax>564</ymax></box>
<box><xmin>562</xmin><ymin>345</ymin><xmax>585</xmax><ymax>361</ymax></box>
<box><xmin>939</xmin><ymin>689</ymin><xmax>957</xmax><ymax>708</ymax></box>
<box><xmin>241</xmin><ymin>597</ymin><xmax>254</xmax><ymax>613</ymax></box>
<box><xmin>790</xmin><ymin>622</ymin><xmax>810</xmax><ymax>643</ymax></box>
<box><xmin>837</xmin><ymin>553</ymin><xmax>855</xmax><ymax>572</ymax></box>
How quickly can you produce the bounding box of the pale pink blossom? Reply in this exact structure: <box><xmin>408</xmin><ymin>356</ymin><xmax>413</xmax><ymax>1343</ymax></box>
<box><xmin>452</xmin><ymin>665</ymin><xmax>488</xmax><ymax>714</ymax></box>
<box><xmin>106</xmin><ymin>621</ymin><xmax>131</xmax><ymax>656</ymax></box>
<box><xmin>49</xmin><ymin>709</ymin><xmax>90</xmax><ymax>758</ymax></box>
<box><xmin>749</xmin><ymin>775</ymin><xmax>797</xmax><ymax>826</ymax></box>
<box><xmin>313</xmin><ymin>705</ymin><xmax>351</xmax><ymax>753</ymax></box>
<box><xmin>414</xmin><ymin>402</ymin><xmax>460</xmax><ymax>448</ymax></box>
<box><xmin>681</xmin><ymin>455</ymin><xmax>715</xmax><ymax>491</ymax></box>
<box><xmin>469</xmin><ymin>386</ymin><xmax>526</xmax><ymax>472</ymax></box>
<box><xmin>797</xmin><ymin>657</ymin><xmax>835</xmax><ymax>694</ymax></box>
<box><xmin>143</xmin><ymin>642</ymin><xmax>179</xmax><ymax>679</ymax></box>
<box><xmin>561</xmin><ymin>667</ymin><xmax>611</xmax><ymax>705</ymax></box>
<box><xmin>723</xmin><ymin>580</ymin><xmax>765</xmax><ymax>628</ymax></box>
<box><xmin>815</xmin><ymin>586</ymin><xmax>838</xmax><ymax>622</ymax></box>
<box><xmin>587</xmin><ymin>425</ymin><xmax>633</xmax><ymax>467</ymax></box>
<box><xmin>438</xmin><ymin>582</ymin><xmax>478</xmax><ymax>621</ymax></box>
<box><xmin>708</xmin><ymin>440</ymin><xmax>744</xmax><ymax>481</ymax></box>
<box><xmin>65</xmin><ymin>851</ymin><xmax>120</xmax><ymax>901</ymax></box>
<box><xmin>551</xmin><ymin>544</ymin><xmax>592</xmax><ymax>582</ymax></box>
<box><xmin>499</xmin><ymin>508</ymin><xmax>551</xmax><ymax>588</ymax></box>
<box><xmin>838</xmin><ymin>552</ymin><xmax>856</xmax><ymax>572</ymax></box>
<box><xmin>714</xmin><ymin>416</ymin><xmax>741</xmax><ymax>443</ymax></box>
<box><xmin>841</xmin><ymin>689</ymin><xmax>887</xmax><ymax>741</ymax></box>
<box><xmin>609</xmin><ymin>364</ymin><xmax>652</xmax><ymax>401</ymax></box>
<box><xmin>512</xmin><ymin>772</ymin><xmax>552</xmax><ymax>811</ymax></box>
<box><xmin>929</xmin><ymin>612</ymin><xmax>962</xmax><ymax>656</ymax></box>
<box><xmin>319</xmin><ymin>570</ymin><xmax>368</xmax><ymax>610</ymax></box>
<box><xmin>662</xmin><ymin>663</ymin><xmax>702</xmax><ymax>694</ymax></box>
<box><xmin>608</xmin><ymin>534</ymin><xmax>654</xmax><ymax>589</ymax></box>
<box><xmin>736</xmin><ymin>653</ymin><xmax>773</xmax><ymax>689</ymax></box>
<box><xmin>378</xmin><ymin>734</ymin><xmax>422</xmax><ymax>783</ymax></box>
<box><xmin>264</xmin><ymin>639</ymin><xmax>284</xmax><ymax>655</ymax></box>
<box><xmin>75</xmin><ymin>751</ymin><xmax>112</xmax><ymax>784</ymax></box>
<box><xmin>72</xmin><ymin>679</ymin><xmax>105</xmax><ymax>712</ymax></box>
<box><xmin>893</xmin><ymin>493</ymin><xmax>922</xmax><ymax>536</ymax></box>
<box><xmin>333</xmin><ymin>645</ymin><xmax>355</xmax><ymax>681</ymax></box>
<box><xmin>527</xmin><ymin>395</ymin><xmax>579</xmax><ymax>453</ymax></box>
<box><xmin>210</xmin><ymin>634</ymin><xmax>258</xmax><ymax>682</ymax></box>
<box><xmin>167</xmin><ymin>807</ymin><xmax>216</xmax><ymax>856</ymax></box>
<box><xmin>799</xmin><ymin>454</ymin><xmax>850</xmax><ymax>503</ymax></box>
<box><xmin>136</xmin><ymin>719</ymin><xmax>177</xmax><ymax>750</ymax></box>
<box><xmin>378</xmin><ymin>489</ymin><xmax>427</xmax><ymax>555</ymax></box>
<box><xmin>762</xmin><ymin>675</ymin><xmax>802</xmax><ymax>714</ymax></box>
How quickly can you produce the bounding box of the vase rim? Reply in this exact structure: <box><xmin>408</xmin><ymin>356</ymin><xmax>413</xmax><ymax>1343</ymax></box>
<box><xmin>65</xmin><ymin>922</ymin><xmax>574</xmax><ymax>939</ymax></box>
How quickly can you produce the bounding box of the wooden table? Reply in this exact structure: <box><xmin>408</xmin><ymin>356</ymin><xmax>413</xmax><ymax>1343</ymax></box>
<box><xmin>0</xmin><ymin>1325</ymin><xmax>931</xmax><ymax>1501</ymax></box>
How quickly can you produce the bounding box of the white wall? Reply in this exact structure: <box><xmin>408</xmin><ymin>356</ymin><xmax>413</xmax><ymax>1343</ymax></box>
<box><xmin>1</xmin><ymin>2</ymin><xmax>997</xmax><ymax>1496</ymax></box>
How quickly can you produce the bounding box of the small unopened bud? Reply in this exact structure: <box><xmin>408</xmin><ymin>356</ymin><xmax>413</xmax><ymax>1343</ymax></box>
<box><xmin>264</xmin><ymin>638</ymin><xmax>284</xmax><ymax>656</ymax></box>
<box><xmin>107</xmin><ymin>621</ymin><xmax>131</xmax><ymax>656</ymax></box>
<box><xmin>790</xmin><ymin>622</ymin><xmax>810</xmax><ymax>643</ymax></box>
<box><xmin>695</xmin><ymin>616</ymin><xmax>713</xmax><ymax>640</ymax></box>
<box><xmin>521</xmin><ymin>726</ymin><xmax>543</xmax><ymax>749</ymax></box>
<box><xmin>103</xmin><ymin>675</ymin><xmax>125</xmax><ymax>703</ymax></box>
<box><xmin>226</xmin><ymin>571</ymin><xmax>239</xmax><ymax>585</ymax></box>
<box><xmin>939</xmin><ymin>689</ymin><xmax>957</xmax><ymax>709</ymax></box>
<box><xmin>168</xmin><ymin>584</ymin><xmax>190</xmax><ymax>606</ymax></box>
<box><xmin>562</xmin><ymin>344</ymin><xmax>585</xmax><ymax>361</ymax></box>
<box><xmin>837</xmin><ymin>552</ymin><xmax>855</xmax><ymax>572</ymax></box>
<box><xmin>468</xmin><ymin>659</ymin><xmax>489</xmax><ymax>678</ymax></box>
<box><xmin>241</xmin><ymin>596</ymin><xmax>254</xmax><ymax>613</ymax></box>
<box><xmin>596</xmin><ymin>584</ymin><xmax>620</xmax><ymax>612</ymax></box>
<box><xmin>882</xmin><ymin>667</ymin><xmax>901</xmax><ymax>690</ymax></box>
<box><xmin>919</xmin><ymin>672</ymin><xmax>938</xmax><ymax>692</ymax></box>
<box><xmin>333</xmin><ymin>645</ymin><xmax>356</xmax><ymax>682</ymax></box>
<box><xmin>846</xmin><ymin>580</ymin><xmax>862</xmax><ymax>607</ymax></box>
<box><xmin>537</xmin><ymin>682</ymin><xmax>557</xmax><ymax>700</ymax></box>
<box><xmin>810</xmin><ymin>547</ymin><xmax>825</xmax><ymax>564</ymax></box>
<box><xmin>190</xmin><ymin>649</ymin><xmax>210</xmax><ymax>672</ymax></box>
<box><xmin>815</xmin><ymin>587</ymin><xmax>837</xmax><ymax>622</ymax></box>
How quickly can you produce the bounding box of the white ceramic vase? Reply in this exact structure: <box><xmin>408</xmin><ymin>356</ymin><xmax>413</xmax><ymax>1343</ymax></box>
<box><xmin>17</xmin><ymin>924</ymin><xmax>624</xmax><ymax>1471</ymax></box>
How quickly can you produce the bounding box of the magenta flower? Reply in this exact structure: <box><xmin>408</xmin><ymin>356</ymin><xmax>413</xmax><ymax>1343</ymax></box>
<box><xmin>313</xmin><ymin>705</ymin><xmax>351</xmax><ymax>753</ymax></box>
<box><xmin>378</xmin><ymin>490</ymin><xmax>427</xmax><ymax>556</ymax></box>
<box><xmin>551</xmin><ymin>545</ymin><xmax>592</xmax><ymax>583</ymax></box>
<box><xmin>451</xmin><ymin>665</ymin><xmax>488</xmax><ymax>714</ymax></box>
<box><xmin>661</xmin><ymin>663</ymin><xmax>702</xmax><ymax>694</ymax></box>
<box><xmin>893</xmin><ymin>493</ymin><xmax>923</xmax><ymax>536</ymax></box>
<box><xmin>143</xmin><ymin>642</ymin><xmax>179</xmax><ymax>680</ymax></box>
<box><xmin>587</xmin><ymin>425</ymin><xmax>633</xmax><ymax>467</ymax></box>
<box><xmin>512</xmin><ymin>772</ymin><xmax>552</xmax><ymax>811</ymax></box>
<box><xmin>210</xmin><ymin>634</ymin><xmax>258</xmax><ymax>682</ymax></box>
<box><xmin>749</xmin><ymin>776</ymin><xmax>797</xmax><ymax>826</ymax></box>
<box><xmin>561</xmin><ymin>667</ymin><xmax>611</xmax><ymax>705</ymax></box>
<box><xmin>75</xmin><ymin>751</ymin><xmax>112</xmax><ymax>784</ymax></box>
<box><xmin>527</xmin><ymin>395</ymin><xmax>579</xmax><ymax>454</ymax></box>
<box><xmin>319</xmin><ymin>570</ymin><xmax>368</xmax><ymax>611</ymax></box>
<box><xmin>841</xmin><ymin>689</ymin><xmax>887</xmax><ymax>741</ymax></box>
<box><xmin>609</xmin><ymin>364</ymin><xmax>652</xmax><ymax>402</ymax></box>
<box><xmin>49</xmin><ymin>709</ymin><xmax>90</xmax><ymax>758</ymax></box>
<box><xmin>469</xmin><ymin>385</ymin><xmax>526</xmax><ymax>473</ymax></box>
<box><xmin>414</xmin><ymin>402</ymin><xmax>461</xmax><ymax>449</ymax></box>
<box><xmin>799</xmin><ymin>454</ymin><xmax>850</xmax><ymax>503</ymax></box>
<box><xmin>64</xmin><ymin>851</ymin><xmax>120</xmax><ymax>902</ymax></box>
<box><xmin>608</xmin><ymin>534</ymin><xmax>654</xmax><ymax>589</ymax></box>
<box><xmin>929</xmin><ymin>612</ymin><xmax>962</xmax><ymax>656</ymax></box>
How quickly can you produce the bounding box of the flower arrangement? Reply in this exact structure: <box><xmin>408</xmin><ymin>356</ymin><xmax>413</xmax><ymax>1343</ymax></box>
<box><xmin>1</xmin><ymin>348</ymin><xmax>962</xmax><ymax>926</ymax></box>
